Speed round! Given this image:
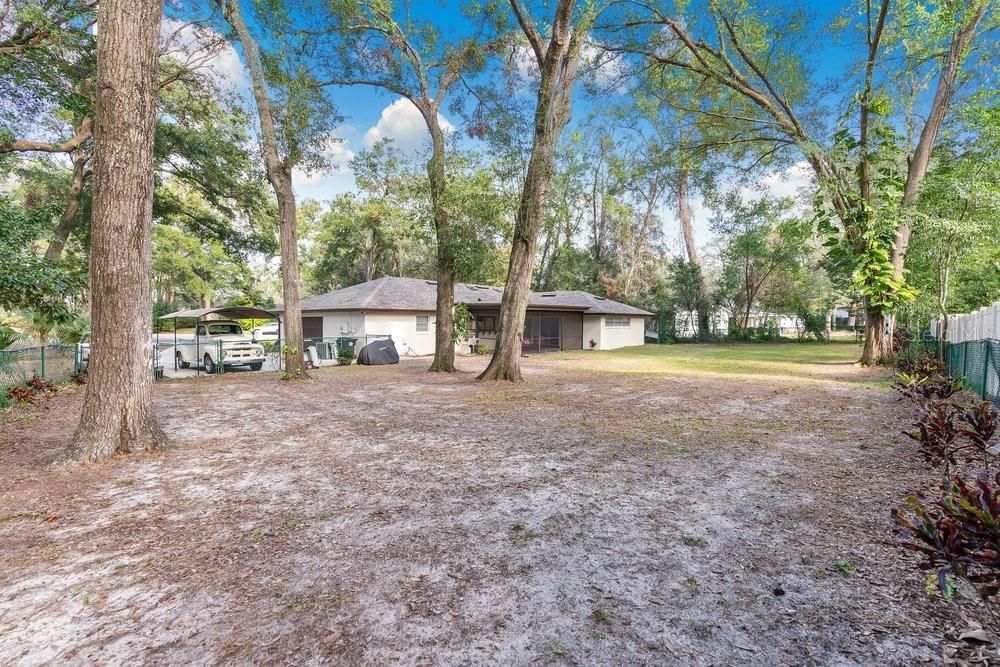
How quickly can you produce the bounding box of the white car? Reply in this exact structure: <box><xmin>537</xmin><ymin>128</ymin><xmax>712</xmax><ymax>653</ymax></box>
<box><xmin>251</xmin><ymin>322</ymin><xmax>279</xmax><ymax>343</ymax></box>
<box><xmin>174</xmin><ymin>321</ymin><xmax>265</xmax><ymax>372</ymax></box>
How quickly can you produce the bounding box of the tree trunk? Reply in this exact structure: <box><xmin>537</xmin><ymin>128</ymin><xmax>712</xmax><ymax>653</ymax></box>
<box><xmin>891</xmin><ymin>2</ymin><xmax>988</xmax><ymax>280</ymax></box>
<box><xmin>678</xmin><ymin>168</ymin><xmax>710</xmax><ymax>338</ymax></box>
<box><xmin>861</xmin><ymin>302</ymin><xmax>894</xmax><ymax>366</ymax></box>
<box><xmin>61</xmin><ymin>0</ymin><xmax>166</xmax><ymax>464</ymax></box>
<box><xmin>425</xmin><ymin>116</ymin><xmax>456</xmax><ymax>373</ymax></box>
<box><xmin>478</xmin><ymin>121</ymin><xmax>560</xmax><ymax>382</ymax></box>
<box><xmin>45</xmin><ymin>146</ymin><xmax>90</xmax><ymax>262</ymax></box>
<box><xmin>276</xmin><ymin>177</ymin><xmax>307</xmax><ymax>376</ymax></box>
<box><xmin>480</xmin><ymin>0</ymin><xmax>583</xmax><ymax>381</ymax></box>
<box><xmin>223</xmin><ymin>0</ymin><xmax>307</xmax><ymax>377</ymax></box>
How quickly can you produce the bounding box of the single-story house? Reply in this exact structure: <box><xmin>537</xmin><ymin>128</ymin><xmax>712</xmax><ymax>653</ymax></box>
<box><xmin>274</xmin><ymin>276</ymin><xmax>651</xmax><ymax>357</ymax></box>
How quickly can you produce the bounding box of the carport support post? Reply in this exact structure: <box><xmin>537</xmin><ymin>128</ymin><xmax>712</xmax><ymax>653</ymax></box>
<box><xmin>173</xmin><ymin>318</ymin><xmax>177</xmax><ymax>371</ymax></box>
<box><xmin>196</xmin><ymin>316</ymin><xmax>200</xmax><ymax>378</ymax></box>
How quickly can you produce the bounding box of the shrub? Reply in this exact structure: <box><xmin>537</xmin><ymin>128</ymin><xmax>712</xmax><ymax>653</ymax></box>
<box><xmin>956</xmin><ymin>401</ymin><xmax>1000</xmax><ymax>457</ymax></box>
<box><xmin>893</xmin><ymin>372</ymin><xmax>964</xmax><ymax>403</ymax></box>
<box><xmin>475</xmin><ymin>343</ymin><xmax>489</xmax><ymax>355</ymax></box>
<box><xmin>5</xmin><ymin>374</ymin><xmax>57</xmax><ymax>404</ymax></box>
<box><xmin>894</xmin><ymin>472</ymin><xmax>1000</xmax><ymax>598</ymax></box>
<box><xmin>905</xmin><ymin>401</ymin><xmax>961</xmax><ymax>472</ymax></box>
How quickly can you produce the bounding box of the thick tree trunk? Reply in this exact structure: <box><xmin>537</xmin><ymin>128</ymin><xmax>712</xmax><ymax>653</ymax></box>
<box><xmin>479</xmin><ymin>126</ymin><xmax>560</xmax><ymax>382</ymax></box>
<box><xmin>45</xmin><ymin>146</ymin><xmax>90</xmax><ymax>262</ymax></box>
<box><xmin>480</xmin><ymin>0</ymin><xmax>583</xmax><ymax>382</ymax></box>
<box><xmin>61</xmin><ymin>0</ymin><xmax>166</xmax><ymax>464</ymax></box>
<box><xmin>425</xmin><ymin>118</ymin><xmax>456</xmax><ymax>372</ymax></box>
<box><xmin>223</xmin><ymin>0</ymin><xmax>307</xmax><ymax>377</ymax></box>
<box><xmin>861</xmin><ymin>302</ymin><xmax>894</xmax><ymax>366</ymax></box>
<box><xmin>276</xmin><ymin>178</ymin><xmax>307</xmax><ymax>376</ymax></box>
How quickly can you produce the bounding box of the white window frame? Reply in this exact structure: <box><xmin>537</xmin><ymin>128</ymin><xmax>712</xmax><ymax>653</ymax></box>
<box><xmin>605</xmin><ymin>316</ymin><xmax>631</xmax><ymax>328</ymax></box>
<box><xmin>416</xmin><ymin>315</ymin><xmax>430</xmax><ymax>333</ymax></box>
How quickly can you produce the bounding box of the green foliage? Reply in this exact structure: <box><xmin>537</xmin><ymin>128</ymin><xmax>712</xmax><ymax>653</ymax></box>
<box><xmin>0</xmin><ymin>323</ymin><xmax>20</xmax><ymax>351</ymax></box>
<box><xmin>453</xmin><ymin>302</ymin><xmax>472</xmax><ymax>342</ymax></box>
<box><xmin>0</xmin><ymin>198</ymin><xmax>83</xmax><ymax>321</ymax></box>
<box><xmin>54</xmin><ymin>313</ymin><xmax>89</xmax><ymax>345</ymax></box>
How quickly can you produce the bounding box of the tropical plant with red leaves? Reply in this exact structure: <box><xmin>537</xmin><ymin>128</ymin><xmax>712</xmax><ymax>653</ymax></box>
<box><xmin>894</xmin><ymin>471</ymin><xmax>1000</xmax><ymax>598</ymax></box>
<box><xmin>905</xmin><ymin>401</ymin><xmax>962</xmax><ymax>473</ymax></box>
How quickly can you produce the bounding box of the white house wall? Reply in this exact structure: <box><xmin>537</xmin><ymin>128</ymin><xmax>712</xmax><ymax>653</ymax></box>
<box><xmin>363</xmin><ymin>311</ymin><xmax>438</xmax><ymax>356</ymax></box>
<box><xmin>600</xmin><ymin>316</ymin><xmax>646</xmax><ymax>350</ymax></box>
<box><xmin>583</xmin><ymin>315</ymin><xmax>603</xmax><ymax>350</ymax></box>
<box><xmin>322</xmin><ymin>311</ymin><xmax>364</xmax><ymax>338</ymax></box>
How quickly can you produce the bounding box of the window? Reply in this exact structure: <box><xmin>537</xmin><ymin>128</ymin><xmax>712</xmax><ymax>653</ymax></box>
<box><xmin>476</xmin><ymin>315</ymin><xmax>496</xmax><ymax>334</ymax></box>
<box><xmin>416</xmin><ymin>315</ymin><xmax>429</xmax><ymax>333</ymax></box>
<box><xmin>605</xmin><ymin>316</ymin><xmax>631</xmax><ymax>328</ymax></box>
<box><xmin>207</xmin><ymin>324</ymin><xmax>242</xmax><ymax>335</ymax></box>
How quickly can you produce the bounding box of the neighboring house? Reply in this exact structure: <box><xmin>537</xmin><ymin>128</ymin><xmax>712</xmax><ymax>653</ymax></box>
<box><xmin>273</xmin><ymin>276</ymin><xmax>651</xmax><ymax>357</ymax></box>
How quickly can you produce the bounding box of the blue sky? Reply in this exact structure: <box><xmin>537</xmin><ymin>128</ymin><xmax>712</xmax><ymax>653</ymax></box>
<box><xmin>176</xmin><ymin>0</ymin><xmax>878</xmax><ymax>257</ymax></box>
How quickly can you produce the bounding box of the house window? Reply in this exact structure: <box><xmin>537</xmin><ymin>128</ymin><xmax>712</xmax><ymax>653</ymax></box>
<box><xmin>605</xmin><ymin>316</ymin><xmax>631</xmax><ymax>328</ymax></box>
<box><xmin>476</xmin><ymin>315</ymin><xmax>496</xmax><ymax>334</ymax></box>
<box><xmin>416</xmin><ymin>315</ymin><xmax>429</xmax><ymax>333</ymax></box>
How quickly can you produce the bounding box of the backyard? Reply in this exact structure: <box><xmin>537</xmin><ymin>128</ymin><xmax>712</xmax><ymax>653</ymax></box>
<box><xmin>0</xmin><ymin>342</ymin><xmax>972</xmax><ymax>664</ymax></box>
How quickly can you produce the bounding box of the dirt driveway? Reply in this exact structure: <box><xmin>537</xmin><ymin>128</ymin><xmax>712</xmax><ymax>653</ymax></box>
<box><xmin>0</xmin><ymin>349</ymin><xmax>958</xmax><ymax>665</ymax></box>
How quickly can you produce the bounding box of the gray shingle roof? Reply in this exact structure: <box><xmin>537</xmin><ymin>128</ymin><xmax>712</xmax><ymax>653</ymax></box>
<box><xmin>276</xmin><ymin>277</ymin><xmax>651</xmax><ymax>316</ymax></box>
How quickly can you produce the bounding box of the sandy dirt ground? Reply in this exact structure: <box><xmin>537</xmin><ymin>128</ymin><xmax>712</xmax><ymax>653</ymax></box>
<box><xmin>0</xmin><ymin>350</ymin><xmax>976</xmax><ymax>665</ymax></box>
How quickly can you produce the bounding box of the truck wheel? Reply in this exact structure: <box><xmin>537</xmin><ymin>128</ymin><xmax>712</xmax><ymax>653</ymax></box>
<box><xmin>176</xmin><ymin>351</ymin><xmax>189</xmax><ymax>369</ymax></box>
<box><xmin>249</xmin><ymin>361</ymin><xmax>263</xmax><ymax>371</ymax></box>
<box><xmin>204</xmin><ymin>353</ymin><xmax>216</xmax><ymax>374</ymax></box>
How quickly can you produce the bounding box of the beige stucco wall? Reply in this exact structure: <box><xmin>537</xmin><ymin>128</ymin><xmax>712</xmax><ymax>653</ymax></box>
<box><xmin>600</xmin><ymin>316</ymin><xmax>647</xmax><ymax>350</ymax></box>
<box><xmin>583</xmin><ymin>315</ymin><xmax>603</xmax><ymax>350</ymax></box>
<box><xmin>363</xmin><ymin>311</ymin><xmax>437</xmax><ymax>356</ymax></box>
<box><xmin>322</xmin><ymin>311</ymin><xmax>364</xmax><ymax>338</ymax></box>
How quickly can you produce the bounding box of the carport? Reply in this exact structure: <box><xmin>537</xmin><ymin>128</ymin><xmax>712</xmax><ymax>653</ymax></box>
<box><xmin>158</xmin><ymin>306</ymin><xmax>280</xmax><ymax>377</ymax></box>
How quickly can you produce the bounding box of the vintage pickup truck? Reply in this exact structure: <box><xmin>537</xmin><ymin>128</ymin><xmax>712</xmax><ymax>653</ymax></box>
<box><xmin>174</xmin><ymin>320</ymin><xmax>266</xmax><ymax>372</ymax></box>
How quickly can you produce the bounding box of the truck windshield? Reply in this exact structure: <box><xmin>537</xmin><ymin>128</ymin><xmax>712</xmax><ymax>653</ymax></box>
<box><xmin>207</xmin><ymin>324</ymin><xmax>242</xmax><ymax>335</ymax></box>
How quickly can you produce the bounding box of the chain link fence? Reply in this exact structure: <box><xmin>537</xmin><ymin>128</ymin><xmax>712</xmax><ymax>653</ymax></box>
<box><xmin>0</xmin><ymin>345</ymin><xmax>83</xmax><ymax>404</ymax></box>
<box><xmin>949</xmin><ymin>340</ymin><xmax>1000</xmax><ymax>405</ymax></box>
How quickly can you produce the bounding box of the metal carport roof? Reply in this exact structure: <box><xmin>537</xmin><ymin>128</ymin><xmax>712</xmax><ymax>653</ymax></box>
<box><xmin>158</xmin><ymin>306</ymin><xmax>278</xmax><ymax>321</ymax></box>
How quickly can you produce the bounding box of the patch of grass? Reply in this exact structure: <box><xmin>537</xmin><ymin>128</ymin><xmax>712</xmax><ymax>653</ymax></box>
<box><xmin>509</xmin><ymin>522</ymin><xmax>537</xmax><ymax>547</ymax></box>
<box><xmin>541</xmin><ymin>341</ymin><xmax>884</xmax><ymax>387</ymax></box>
<box><xmin>681</xmin><ymin>534</ymin><xmax>708</xmax><ymax>548</ymax></box>
<box><xmin>547</xmin><ymin>640</ymin><xmax>569</xmax><ymax>656</ymax></box>
<box><xmin>247</xmin><ymin>527</ymin><xmax>263</xmax><ymax>541</ymax></box>
<box><xmin>684</xmin><ymin>576</ymin><xmax>700</xmax><ymax>594</ymax></box>
<box><xmin>592</xmin><ymin>606</ymin><xmax>614</xmax><ymax>623</ymax></box>
<box><xmin>833</xmin><ymin>560</ymin><xmax>855</xmax><ymax>574</ymax></box>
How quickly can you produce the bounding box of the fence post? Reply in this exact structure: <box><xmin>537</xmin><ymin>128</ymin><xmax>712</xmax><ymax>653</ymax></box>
<box><xmin>984</xmin><ymin>342</ymin><xmax>993</xmax><ymax>402</ymax></box>
<box><xmin>40</xmin><ymin>345</ymin><xmax>46</xmax><ymax>379</ymax></box>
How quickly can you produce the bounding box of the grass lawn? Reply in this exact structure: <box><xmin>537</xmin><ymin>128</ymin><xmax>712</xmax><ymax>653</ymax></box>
<box><xmin>551</xmin><ymin>340</ymin><xmax>885</xmax><ymax>385</ymax></box>
<box><xmin>0</xmin><ymin>343</ymin><xmax>960</xmax><ymax>664</ymax></box>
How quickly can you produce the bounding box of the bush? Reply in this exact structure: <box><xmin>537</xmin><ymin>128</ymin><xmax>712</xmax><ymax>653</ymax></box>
<box><xmin>5</xmin><ymin>374</ymin><xmax>56</xmax><ymax>404</ymax></box>
<box><xmin>894</xmin><ymin>472</ymin><xmax>1000</xmax><ymax>598</ymax></box>
<box><xmin>892</xmin><ymin>352</ymin><xmax>1000</xmax><ymax>598</ymax></box>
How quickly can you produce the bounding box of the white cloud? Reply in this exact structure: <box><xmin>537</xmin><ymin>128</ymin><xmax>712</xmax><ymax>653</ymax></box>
<box><xmin>508</xmin><ymin>42</ymin><xmax>628</xmax><ymax>88</ymax></box>
<box><xmin>159</xmin><ymin>17</ymin><xmax>250</xmax><ymax>94</ymax></box>
<box><xmin>294</xmin><ymin>138</ymin><xmax>356</xmax><ymax>184</ymax></box>
<box><xmin>362</xmin><ymin>98</ymin><xmax>454</xmax><ymax>152</ymax></box>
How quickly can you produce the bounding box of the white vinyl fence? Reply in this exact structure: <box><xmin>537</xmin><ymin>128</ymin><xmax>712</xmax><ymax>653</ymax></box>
<box><xmin>931</xmin><ymin>301</ymin><xmax>1000</xmax><ymax>343</ymax></box>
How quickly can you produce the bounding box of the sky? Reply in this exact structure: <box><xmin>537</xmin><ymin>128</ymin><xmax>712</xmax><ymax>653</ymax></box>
<box><xmin>168</xmin><ymin>0</ymin><xmax>869</xmax><ymax>260</ymax></box>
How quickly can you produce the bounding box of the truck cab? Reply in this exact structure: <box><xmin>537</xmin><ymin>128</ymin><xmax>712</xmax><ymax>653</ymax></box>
<box><xmin>175</xmin><ymin>320</ymin><xmax>266</xmax><ymax>373</ymax></box>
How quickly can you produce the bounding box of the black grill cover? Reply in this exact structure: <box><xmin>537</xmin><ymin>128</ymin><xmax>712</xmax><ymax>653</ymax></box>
<box><xmin>357</xmin><ymin>338</ymin><xmax>400</xmax><ymax>365</ymax></box>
